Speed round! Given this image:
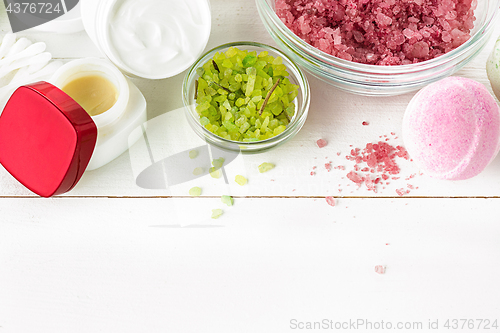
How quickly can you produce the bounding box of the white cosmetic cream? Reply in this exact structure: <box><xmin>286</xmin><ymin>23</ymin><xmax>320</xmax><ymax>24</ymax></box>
<box><xmin>106</xmin><ymin>0</ymin><xmax>211</xmax><ymax>79</ymax></box>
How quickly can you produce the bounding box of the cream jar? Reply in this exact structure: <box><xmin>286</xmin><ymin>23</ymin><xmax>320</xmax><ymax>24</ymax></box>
<box><xmin>81</xmin><ymin>0</ymin><xmax>211</xmax><ymax>79</ymax></box>
<box><xmin>50</xmin><ymin>58</ymin><xmax>147</xmax><ymax>170</ymax></box>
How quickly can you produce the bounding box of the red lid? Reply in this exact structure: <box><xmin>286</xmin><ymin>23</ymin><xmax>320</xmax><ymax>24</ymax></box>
<box><xmin>0</xmin><ymin>82</ymin><xmax>97</xmax><ymax>197</ymax></box>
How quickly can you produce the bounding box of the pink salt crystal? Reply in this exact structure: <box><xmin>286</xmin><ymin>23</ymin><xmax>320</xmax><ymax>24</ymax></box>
<box><xmin>442</xmin><ymin>31</ymin><xmax>452</xmax><ymax>43</ymax></box>
<box><xmin>362</xmin><ymin>121</ymin><xmax>369</xmax><ymax>126</ymax></box>
<box><xmin>396</xmin><ymin>188</ymin><xmax>407</xmax><ymax>196</ymax></box>
<box><xmin>376</xmin><ymin>12</ymin><xmax>392</xmax><ymax>26</ymax></box>
<box><xmin>326</xmin><ymin>196</ymin><xmax>336</xmax><ymax>206</ymax></box>
<box><xmin>316</xmin><ymin>139</ymin><xmax>328</xmax><ymax>148</ymax></box>
<box><xmin>374</xmin><ymin>265</ymin><xmax>386</xmax><ymax>274</ymax></box>
<box><xmin>411</xmin><ymin>41</ymin><xmax>430</xmax><ymax>59</ymax></box>
<box><xmin>325</xmin><ymin>163</ymin><xmax>332</xmax><ymax>172</ymax></box>
<box><xmin>347</xmin><ymin>171</ymin><xmax>363</xmax><ymax>184</ymax></box>
<box><xmin>365</xmin><ymin>176</ymin><xmax>377</xmax><ymax>192</ymax></box>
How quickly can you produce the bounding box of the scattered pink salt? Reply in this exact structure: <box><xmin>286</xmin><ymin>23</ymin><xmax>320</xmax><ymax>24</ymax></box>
<box><xmin>375</xmin><ymin>265</ymin><xmax>386</xmax><ymax>274</ymax></box>
<box><xmin>316</xmin><ymin>139</ymin><xmax>328</xmax><ymax>148</ymax></box>
<box><xmin>396</xmin><ymin>188</ymin><xmax>410</xmax><ymax>196</ymax></box>
<box><xmin>325</xmin><ymin>196</ymin><xmax>336</xmax><ymax>206</ymax></box>
<box><xmin>345</xmin><ymin>140</ymin><xmax>409</xmax><ymax>191</ymax></box>
<box><xmin>347</xmin><ymin>171</ymin><xmax>363</xmax><ymax>184</ymax></box>
<box><xmin>362</xmin><ymin>121</ymin><xmax>369</xmax><ymax>126</ymax></box>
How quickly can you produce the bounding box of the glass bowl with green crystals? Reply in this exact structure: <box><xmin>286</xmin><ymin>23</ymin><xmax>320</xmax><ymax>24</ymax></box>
<box><xmin>182</xmin><ymin>41</ymin><xmax>310</xmax><ymax>153</ymax></box>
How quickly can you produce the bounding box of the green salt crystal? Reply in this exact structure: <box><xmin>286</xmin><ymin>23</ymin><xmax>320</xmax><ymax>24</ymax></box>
<box><xmin>258</xmin><ymin>162</ymin><xmax>275</xmax><ymax>173</ymax></box>
<box><xmin>221</xmin><ymin>195</ymin><xmax>234</xmax><ymax>206</ymax></box>
<box><xmin>189</xmin><ymin>187</ymin><xmax>202</xmax><ymax>196</ymax></box>
<box><xmin>211</xmin><ymin>209</ymin><xmax>223</xmax><ymax>219</ymax></box>
<box><xmin>242</xmin><ymin>54</ymin><xmax>257</xmax><ymax>67</ymax></box>
<box><xmin>235</xmin><ymin>175</ymin><xmax>247</xmax><ymax>186</ymax></box>
<box><xmin>189</xmin><ymin>150</ymin><xmax>199</xmax><ymax>159</ymax></box>
<box><xmin>239</xmin><ymin>122</ymin><xmax>250</xmax><ymax>134</ymax></box>
<box><xmin>200</xmin><ymin>117</ymin><xmax>210</xmax><ymax>126</ymax></box>
<box><xmin>196</xmin><ymin>67</ymin><xmax>205</xmax><ymax>76</ymax></box>
<box><xmin>226</xmin><ymin>47</ymin><xmax>237</xmax><ymax>57</ymax></box>
<box><xmin>193</xmin><ymin>167</ymin><xmax>204</xmax><ymax>175</ymax></box>
<box><xmin>286</xmin><ymin>104</ymin><xmax>295</xmax><ymax>118</ymax></box>
<box><xmin>222</xmin><ymin>58</ymin><xmax>233</xmax><ymax>68</ymax></box>
<box><xmin>272</xmin><ymin>57</ymin><xmax>283</xmax><ymax>65</ymax></box>
<box><xmin>245</xmin><ymin>67</ymin><xmax>257</xmax><ymax>96</ymax></box>
<box><xmin>210</xmin><ymin>167</ymin><xmax>222</xmax><ymax>179</ymax></box>
<box><xmin>273</xmin><ymin>125</ymin><xmax>286</xmax><ymax>136</ymax></box>
<box><xmin>212</xmin><ymin>157</ymin><xmax>225</xmax><ymax>169</ymax></box>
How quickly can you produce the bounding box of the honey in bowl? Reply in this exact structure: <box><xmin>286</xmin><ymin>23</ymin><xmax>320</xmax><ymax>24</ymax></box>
<box><xmin>62</xmin><ymin>75</ymin><xmax>118</xmax><ymax>116</ymax></box>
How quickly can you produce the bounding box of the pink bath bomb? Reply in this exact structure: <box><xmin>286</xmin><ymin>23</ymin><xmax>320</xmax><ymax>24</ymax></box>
<box><xmin>403</xmin><ymin>77</ymin><xmax>500</xmax><ymax>180</ymax></box>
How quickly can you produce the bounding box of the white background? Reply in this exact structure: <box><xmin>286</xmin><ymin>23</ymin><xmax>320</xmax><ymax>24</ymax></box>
<box><xmin>0</xmin><ymin>0</ymin><xmax>499</xmax><ymax>332</ymax></box>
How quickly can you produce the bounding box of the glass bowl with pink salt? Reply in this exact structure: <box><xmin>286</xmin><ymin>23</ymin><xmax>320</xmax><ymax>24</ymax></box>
<box><xmin>256</xmin><ymin>0</ymin><xmax>499</xmax><ymax>96</ymax></box>
<box><xmin>182</xmin><ymin>41</ymin><xmax>310</xmax><ymax>154</ymax></box>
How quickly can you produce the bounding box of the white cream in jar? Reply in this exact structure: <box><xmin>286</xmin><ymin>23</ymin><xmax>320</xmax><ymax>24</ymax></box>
<box><xmin>106</xmin><ymin>0</ymin><xmax>211</xmax><ymax>79</ymax></box>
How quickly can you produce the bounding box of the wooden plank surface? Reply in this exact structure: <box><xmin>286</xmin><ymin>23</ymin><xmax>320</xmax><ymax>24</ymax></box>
<box><xmin>1</xmin><ymin>198</ymin><xmax>499</xmax><ymax>332</ymax></box>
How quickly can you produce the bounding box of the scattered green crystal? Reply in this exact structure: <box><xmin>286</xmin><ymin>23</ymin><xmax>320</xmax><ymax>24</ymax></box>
<box><xmin>212</xmin><ymin>157</ymin><xmax>225</xmax><ymax>169</ymax></box>
<box><xmin>235</xmin><ymin>175</ymin><xmax>247</xmax><ymax>186</ymax></box>
<box><xmin>210</xmin><ymin>167</ymin><xmax>222</xmax><ymax>178</ymax></box>
<box><xmin>211</xmin><ymin>209</ymin><xmax>223</xmax><ymax>219</ymax></box>
<box><xmin>258</xmin><ymin>162</ymin><xmax>275</xmax><ymax>173</ymax></box>
<box><xmin>221</xmin><ymin>195</ymin><xmax>234</xmax><ymax>206</ymax></box>
<box><xmin>193</xmin><ymin>167</ymin><xmax>204</xmax><ymax>175</ymax></box>
<box><xmin>189</xmin><ymin>187</ymin><xmax>202</xmax><ymax>196</ymax></box>
<box><xmin>189</xmin><ymin>150</ymin><xmax>199</xmax><ymax>159</ymax></box>
<box><xmin>194</xmin><ymin>46</ymin><xmax>299</xmax><ymax>142</ymax></box>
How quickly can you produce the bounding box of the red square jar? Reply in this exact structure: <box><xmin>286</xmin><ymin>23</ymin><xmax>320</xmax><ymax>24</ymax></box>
<box><xmin>0</xmin><ymin>81</ymin><xmax>97</xmax><ymax>197</ymax></box>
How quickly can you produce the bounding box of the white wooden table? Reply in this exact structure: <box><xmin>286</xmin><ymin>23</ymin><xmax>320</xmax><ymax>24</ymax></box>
<box><xmin>1</xmin><ymin>1</ymin><xmax>499</xmax><ymax>332</ymax></box>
